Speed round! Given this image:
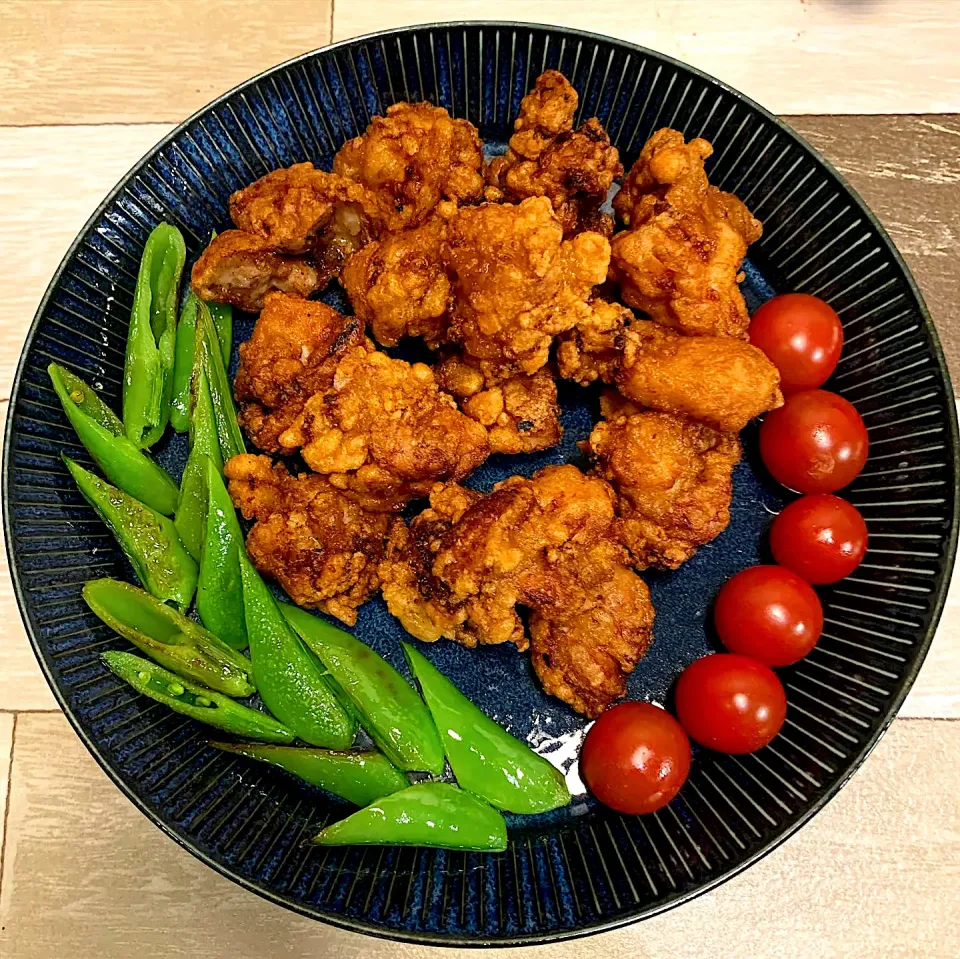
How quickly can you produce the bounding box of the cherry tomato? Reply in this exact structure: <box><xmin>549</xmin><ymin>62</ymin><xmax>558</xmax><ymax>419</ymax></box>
<box><xmin>759</xmin><ymin>389</ymin><xmax>868</xmax><ymax>493</ymax></box>
<box><xmin>714</xmin><ymin>565</ymin><xmax>823</xmax><ymax>666</ymax></box>
<box><xmin>675</xmin><ymin>654</ymin><xmax>787</xmax><ymax>754</ymax></box>
<box><xmin>749</xmin><ymin>293</ymin><xmax>844</xmax><ymax>393</ymax></box>
<box><xmin>580</xmin><ymin>702</ymin><xmax>692</xmax><ymax>814</ymax></box>
<box><xmin>770</xmin><ymin>494</ymin><xmax>868</xmax><ymax>584</ymax></box>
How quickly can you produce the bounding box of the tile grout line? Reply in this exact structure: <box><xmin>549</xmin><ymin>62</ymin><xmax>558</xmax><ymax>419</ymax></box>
<box><xmin>0</xmin><ymin>713</ymin><xmax>18</xmax><ymax>902</ymax></box>
<box><xmin>329</xmin><ymin>0</ymin><xmax>335</xmax><ymax>46</ymax></box>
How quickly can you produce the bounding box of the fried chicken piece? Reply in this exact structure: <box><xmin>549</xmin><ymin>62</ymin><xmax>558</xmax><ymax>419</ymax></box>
<box><xmin>529</xmin><ymin>539</ymin><xmax>654</xmax><ymax>717</ymax></box>
<box><xmin>588</xmin><ymin>394</ymin><xmax>741</xmax><ymax>569</ymax></box>
<box><xmin>234</xmin><ymin>292</ymin><xmax>367</xmax><ymax>452</ymax></box>
<box><xmin>225</xmin><ymin>454</ymin><xmax>395</xmax><ymax>625</ymax></box>
<box><xmin>555</xmin><ymin>298</ymin><xmax>633</xmax><ymax>385</ymax></box>
<box><xmin>445</xmin><ymin>197</ymin><xmax>610</xmax><ymax>381</ymax></box>
<box><xmin>279</xmin><ymin>347</ymin><xmax>490</xmax><ymax>511</ymax></box>
<box><xmin>486</xmin><ymin>72</ymin><xmax>622</xmax><ymax>236</ymax></box>
<box><xmin>617</xmin><ymin>322</ymin><xmax>782</xmax><ymax>432</ymax></box>
<box><xmin>341</xmin><ymin>209</ymin><xmax>453</xmax><ymax>347</ymax></box>
<box><xmin>334</xmin><ymin>102</ymin><xmax>484</xmax><ymax>231</ymax></box>
<box><xmin>436</xmin><ymin>355</ymin><xmax>562</xmax><ymax>454</ymax></box>
<box><xmin>191</xmin><ymin>230</ymin><xmax>320</xmax><ymax>312</ymax></box>
<box><xmin>611</xmin><ymin>128</ymin><xmax>763</xmax><ymax>339</ymax></box>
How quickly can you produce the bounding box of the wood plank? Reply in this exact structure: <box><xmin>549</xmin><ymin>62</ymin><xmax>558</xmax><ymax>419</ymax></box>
<box><xmin>0</xmin><ymin>713</ymin><xmax>14</xmax><ymax>889</ymax></box>
<box><xmin>0</xmin><ymin>712</ymin><xmax>956</xmax><ymax>957</ymax></box>
<box><xmin>332</xmin><ymin>0</ymin><xmax>960</xmax><ymax>115</ymax></box>
<box><xmin>0</xmin><ymin>1</ymin><xmax>331</xmax><ymax>126</ymax></box>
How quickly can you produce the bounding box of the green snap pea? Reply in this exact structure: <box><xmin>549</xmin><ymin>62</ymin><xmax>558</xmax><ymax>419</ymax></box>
<box><xmin>123</xmin><ymin>223</ymin><xmax>186</xmax><ymax>448</ymax></box>
<box><xmin>240</xmin><ymin>554</ymin><xmax>356</xmax><ymax>748</ymax></box>
<box><xmin>102</xmin><ymin>651</ymin><xmax>292</xmax><ymax>743</ymax></box>
<box><xmin>47</xmin><ymin>363</ymin><xmax>179</xmax><ymax>515</ymax></box>
<box><xmin>83</xmin><ymin>578</ymin><xmax>254</xmax><ymax>697</ymax></box>
<box><xmin>281</xmin><ymin>604</ymin><xmax>444</xmax><ymax>775</ymax></box>
<box><xmin>312</xmin><ymin>782</ymin><xmax>508</xmax><ymax>851</ymax></box>
<box><xmin>403</xmin><ymin>643</ymin><xmax>570</xmax><ymax>813</ymax></box>
<box><xmin>197</xmin><ymin>300</ymin><xmax>245</xmax><ymax>461</ymax></box>
<box><xmin>210</xmin><ymin>742</ymin><xmax>408</xmax><ymax>807</ymax></box>
<box><xmin>64</xmin><ymin>457</ymin><xmax>197</xmax><ymax>610</ymax></box>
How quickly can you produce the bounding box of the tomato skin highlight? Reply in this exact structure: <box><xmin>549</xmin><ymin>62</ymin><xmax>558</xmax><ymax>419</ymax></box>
<box><xmin>580</xmin><ymin>702</ymin><xmax>692</xmax><ymax>814</ymax></box>
<box><xmin>675</xmin><ymin>654</ymin><xmax>787</xmax><ymax>754</ymax></box>
<box><xmin>770</xmin><ymin>494</ymin><xmax>868</xmax><ymax>584</ymax></box>
<box><xmin>759</xmin><ymin>389</ymin><xmax>869</xmax><ymax>493</ymax></box>
<box><xmin>749</xmin><ymin>293</ymin><xmax>843</xmax><ymax>393</ymax></box>
<box><xmin>714</xmin><ymin>565</ymin><xmax>823</xmax><ymax>666</ymax></box>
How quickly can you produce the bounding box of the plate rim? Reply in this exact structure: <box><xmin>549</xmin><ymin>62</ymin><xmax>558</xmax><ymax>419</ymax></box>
<box><xmin>4</xmin><ymin>20</ymin><xmax>958</xmax><ymax>948</ymax></box>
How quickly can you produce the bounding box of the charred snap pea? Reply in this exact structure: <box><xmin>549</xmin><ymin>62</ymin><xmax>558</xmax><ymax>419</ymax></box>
<box><xmin>312</xmin><ymin>782</ymin><xmax>508</xmax><ymax>851</ymax></box>
<box><xmin>123</xmin><ymin>222</ymin><xmax>186</xmax><ymax>448</ymax></box>
<box><xmin>196</xmin><ymin>456</ymin><xmax>247</xmax><ymax>650</ymax></box>
<box><xmin>403</xmin><ymin>643</ymin><xmax>570</xmax><ymax>813</ymax></box>
<box><xmin>48</xmin><ymin>363</ymin><xmax>179</xmax><ymax>516</ymax></box>
<box><xmin>281</xmin><ymin>604</ymin><xmax>444</xmax><ymax>775</ymax></box>
<box><xmin>102</xmin><ymin>651</ymin><xmax>292</xmax><ymax>743</ymax></box>
<box><xmin>83</xmin><ymin>578</ymin><xmax>254</xmax><ymax>697</ymax></box>
<box><xmin>64</xmin><ymin>457</ymin><xmax>197</xmax><ymax>610</ymax></box>
<box><xmin>174</xmin><ymin>370</ymin><xmax>223</xmax><ymax>560</ymax></box>
<box><xmin>210</xmin><ymin>742</ymin><xmax>408</xmax><ymax>807</ymax></box>
<box><xmin>197</xmin><ymin>300</ymin><xmax>245</xmax><ymax>461</ymax></box>
<box><xmin>240</xmin><ymin>554</ymin><xmax>356</xmax><ymax>748</ymax></box>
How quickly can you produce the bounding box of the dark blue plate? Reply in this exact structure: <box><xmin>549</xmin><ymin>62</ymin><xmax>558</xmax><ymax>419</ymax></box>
<box><xmin>4</xmin><ymin>22</ymin><xmax>957</xmax><ymax>946</ymax></box>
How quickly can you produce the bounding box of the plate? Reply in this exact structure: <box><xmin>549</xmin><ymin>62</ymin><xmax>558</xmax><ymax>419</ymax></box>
<box><xmin>4</xmin><ymin>22</ymin><xmax>957</xmax><ymax>946</ymax></box>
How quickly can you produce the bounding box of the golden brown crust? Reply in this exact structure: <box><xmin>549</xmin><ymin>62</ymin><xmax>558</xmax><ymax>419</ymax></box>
<box><xmin>555</xmin><ymin>297</ymin><xmax>633</xmax><ymax>386</ymax></box>
<box><xmin>225</xmin><ymin>454</ymin><xmax>396</xmax><ymax>625</ymax></box>
<box><xmin>190</xmin><ymin>230</ymin><xmax>320</xmax><ymax>312</ymax></box>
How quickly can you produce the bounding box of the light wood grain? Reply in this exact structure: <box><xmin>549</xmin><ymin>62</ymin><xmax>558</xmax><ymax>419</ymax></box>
<box><xmin>333</xmin><ymin>0</ymin><xmax>960</xmax><ymax>115</ymax></box>
<box><xmin>0</xmin><ymin>1</ymin><xmax>331</xmax><ymax>126</ymax></box>
<box><xmin>0</xmin><ymin>712</ymin><xmax>956</xmax><ymax>958</ymax></box>
<box><xmin>0</xmin><ymin>713</ymin><xmax>14</xmax><ymax>888</ymax></box>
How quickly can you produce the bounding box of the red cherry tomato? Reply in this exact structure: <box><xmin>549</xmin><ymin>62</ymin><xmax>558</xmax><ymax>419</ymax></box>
<box><xmin>749</xmin><ymin>293</ymin><xmax>844</xmax><ymax>393</ymax></box>
<box><xmin>675</xmin><ymin>654</ymin><xmax>787</xmax><ymax>754</ymax></box>
<box><xmin>759</xmin><ymin>389</ymin><xmax>869</xmax><ymax>493</ymax></box>
<box><xmin>714</xmin><ymin>565</ymin><xmax>823</xmax><ymax>666</ymax></box>
<box><xmin>580</xmin><ymin>702</ymin><xmax>692</xmax><ymax>814</ymax></box>
<box><xmin>770</xmin><ymin>494</ymin><xmax>868</xmax><ymax>584</ymax></box>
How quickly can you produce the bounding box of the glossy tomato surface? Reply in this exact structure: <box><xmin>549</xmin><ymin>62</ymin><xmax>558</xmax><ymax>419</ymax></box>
<box><xmin>771</xmin><ymin>494</ymin><xmax>869</xmax><ymax>583</ymax></box>
<box><xmin>675</xmin><ymin>654</ymin><xmax>787</xmax><ymax>754</ymax></box>
<box><xmin>714</xmin><ymin>565</ymin><xmax>823</xmax><ymax>666</ymax></box>
<box><xmin>749</xmin><ymin>293</ymin><xmax>844</xmax><ymax>393</ymax></box>
<box><xmin>759</xmin><ymin>389</ymin><xmax>869</xmax><ymax>493</ymax></box>
<box><xmin>580</xmin><ymin>702</ymin><xmax>692</xmax><ymax>814</ymax></box>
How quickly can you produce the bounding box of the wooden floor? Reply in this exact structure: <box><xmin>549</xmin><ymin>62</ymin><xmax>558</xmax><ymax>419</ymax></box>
<box><xmin>1</xmin><ymin>2</ymin><xmax>959</xmax><ymax>956</ymax></box>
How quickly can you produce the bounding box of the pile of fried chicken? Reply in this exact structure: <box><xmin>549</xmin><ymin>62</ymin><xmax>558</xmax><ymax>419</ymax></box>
<box><xmin>193</xmin><ymin>71</ymin><xmax>783</xmax><ymax>718</ymax></box>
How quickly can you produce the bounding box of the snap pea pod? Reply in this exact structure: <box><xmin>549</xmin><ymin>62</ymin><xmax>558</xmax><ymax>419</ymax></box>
<box><xmin>64</xmin><ymin>457</ymin><xmax>197</xmax><ymax>610</ymax></box>
<box><xmin>312</xmin><ymin>782</ymin><xmax>508</xmax><ymax>851</ymax></box>
<box><xmin>102</xmin><ymin>651</ymin><xmax>292</xmax><ymax>743</ymax></box>
<box><xmin>174</xmin><ymin>370</ymin><xmax>222</xmax><ymax>560</ymax></box>
<box><xmin>196</xmin><ymin>456</ymin><xmax>247</xmax><ymax>650</ymax></box>
<box><xmin>197</xmin><ymin>300</ymin><xmax>245</xmax><ymax>461</ymax></box>
<box><xmin>210</xmin><ymin>742</ymin><xmax>408</xmax><ymax>807</ymax></box>
<box><xmin>83</xmin><ymin>578</ymin><xmax>254</xmax><ymax>697</ymax></box>
<box><xmin>240</xmin><ymin>554</ymin><xmax>356</xmax><ymax>748</ymax></box>
<box><xmin>47</xmin><ymin>363</ymin><xmax>179</xmax><ymax>515</ymax></box>
<box><xmin>403</xmin><ymin>643</ymin><xmax>570</xmax><ymax>813</ymax></box>
<box><xmin>123</xmin><ymin>222</ymin><xmax>186</xmax><ymax>448</ymax></box>
<box><xmin>170</xmin><ymin>291</ymin><xmax>233</xmax><ymax>432</ymax></box>
<box><xmin>281</xmin><ymin>604</ymin><xmax>444</xmax><ymax>775</ymax></box>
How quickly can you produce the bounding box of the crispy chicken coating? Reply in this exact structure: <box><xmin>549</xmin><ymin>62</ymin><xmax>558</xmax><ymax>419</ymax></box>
<box><xmin>437</xmin><ymin>355</ymin><xmax>562</xmax><ymax>454</ymax></box>
<box><xmin>191</xmin><ymin>230</ymin><xmax>320</xmax><ymax>312</ymax></box>
<box><xmin>225</xmin><ymin>454</ymin><xmax>396</xmax><ymax>625</ymax></box>
<box><xmin>334</xmin><ymin>102</ymin><xmax>484</xmax><ymax>231</ymax></box>
<box><xmin>616</xmin><ymin>322</ymin><xmax>783</xmax><ymax>432</ymax></box>
<box><xmin>279</xmin><ymin>347</ymin><xmax>490</xmax><ymax>511</ymax></box>
<box><xmin>234</xmin><ymin>292</ymin><xmax>367</xmax><ymax>452</ymax></box>
<box><xmin>445</xmin><ymin>197</ymin><xmax>610</xmax><ymax>382</ymax></box>
<box><xmin>589</xmin><ymin>393</ymin><xmax>741</xmax><ymax>569</ymax></box>
<box><xmin>380</xmin><ymin>465</ymin><xmax>654</xmax><ymax>715</ymax></box>
<box><xmin>611</xmin><ymin>128</ymin><xmax>763</xmax><ymax>339</ymax></box>
<box><xmin>486</xmin><ymin>71</ymin><xmax>622</xmax><ymax>236</ymax></box>
<box><xmin>341</xmin><ymin>209</ymin><xmax>453</xmax><ymax>347</ymax></box>
<box><xmin>556</xmin><ymin>298</ymin><xmax>633</xmax><ymax>386</ymax></box>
